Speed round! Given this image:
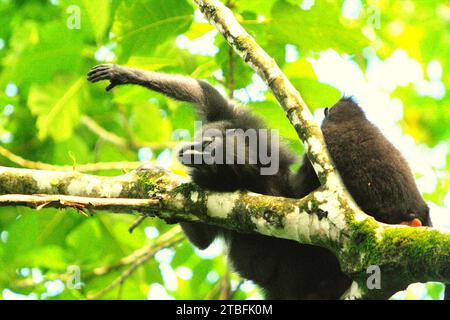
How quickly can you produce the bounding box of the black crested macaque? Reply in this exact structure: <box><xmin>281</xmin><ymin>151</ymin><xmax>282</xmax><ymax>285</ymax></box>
<box><xmin>88</xmin><ymin>64</ymin><xmax>433</xmax><ymax>299</ymax></box>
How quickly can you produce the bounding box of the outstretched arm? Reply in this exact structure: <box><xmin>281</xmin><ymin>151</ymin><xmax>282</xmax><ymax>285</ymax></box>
<box><xmin>88</xmin><ymin>64</ymin><xmax>235</xmax><ymax>122</ymax></box>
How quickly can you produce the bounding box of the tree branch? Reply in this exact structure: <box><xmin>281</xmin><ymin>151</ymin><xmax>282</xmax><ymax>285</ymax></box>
<box><xmin>0</xmin><ymin>145</ymin><xmax>146</xmax><ymax>172</ymax></box>
<box><xmin>87</xmin><ymin>226</ymin><xmax>184</xmax><ymax>299</ymax></box>
<box><xmin>11</xmin><ymin>226</ymin><xmax>185</xmax><ymax>296</ymax></box>
<box><xmin>0</xmin><ymin>165</ymin><xmax>448</xmax><ymax>299</ymax></box>
<box><xmin>0</xmin><ymin>194</ymin><xmax>159</xmax><ymax>214</ymax></box>
<box><xmin>80</xmin><ymin>115</ymin><xmax>176</xmax><ymax>151</ymax></box>
<box><xmin>80</xmin><ymin>115</ymin><xmax>131</xmax><ymax>149</ymax></box>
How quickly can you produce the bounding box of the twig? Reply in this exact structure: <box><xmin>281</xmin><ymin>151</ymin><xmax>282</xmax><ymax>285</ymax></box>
<box><xmin>230</xmin><ymin>280</ymin><xmax>244</xmax><ymax>299</ymax></box>
<box><xmin>128</xmin><ymin>216</ymin><xmax>148</xmax><ymax>233</ymax></box>
<box><xmin>226</xmin><ymin>0</ymin><xmax>235</xmax><ymax>98</ymax></box>
<box><xmin>80</xmin><ymin>115</ymin><xmax>129</xmax><ymax>148</ymax></box>
<box><xmin>11</xmin><ymin>227</ymin><xmax>185</xmax><ymax>290</ymax></box>
<box><xmin>205</xmin><ymin>278</ymin><xmax>223</xmax><ymax>299</ymax></box>
<box><xmin>88</xmin><ymin>227</ymin><xmax>184</xmax><ymax>299</ymax></box>
<box><xmin>88</xmin><ymin>226</ymin><xmax>183</xmax><ymax>278</ymax></box>
<box><xmin>80</xmin><ymin>115</ymin><xmax>176</xmax><ymax>150</ymax></box>
<box><xmin>117</xmin><ymin>281</ymin><xmax>125</xmax><ymax>300</ymax></box>
<box><xmin>227</xmin><ymin>47</ymin><xmax>235</xmax><ymax>98</ymax></box>
<box><xmin>218</xmin><ymin>269</ymin><xmax>231</xmax><ymax>300</ymax></box>
<box><xmin>0</xmin><ymin>145</ymin><xmax>144</xmax><ymax>172</ymax></box>
<box><xmin>205</xmin><ymin>268</ymin><xmax>232</xmax><ymax>300</ymax></box>
<box><xmin>0</xmin><ymin>194</ymin><xmax>159</xmax><ymax>214</ymax></box>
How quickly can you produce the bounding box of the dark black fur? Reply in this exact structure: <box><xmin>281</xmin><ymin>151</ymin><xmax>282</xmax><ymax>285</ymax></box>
<box><xmin>88</xmin><ymin>64</ymin><xmax>436</xmax><ymax>299</ymax></box>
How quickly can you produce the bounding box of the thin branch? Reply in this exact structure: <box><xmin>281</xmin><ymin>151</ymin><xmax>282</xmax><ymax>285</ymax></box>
<box><xmin>0</xmin><ymin>145</ymin><xmax>144</xmax><ymax>172</ymax></box>
<box><xmin>116</xmin><ymin>281</ymin><xmax>125</xmax><ymax>300</ymax></box>
<box><xmin>227</xmin><ymin>47</ymin><xmax>235</xmax><ymax>98</ymax></box>
<box><xmin>89</xmin><ymin>227</ymin><xmax>184</xmax><ymax>278</ymax></box>
<box><xmin>226</xmin><ymin>1</ymin><xmax>235</xmax><ymax>99</ymax></box>
<box><xmin>230</xmin><ymin>279</ymin><xmax>244</xmax><ymax>299</ymax></box>
<box><xmin>88</xmin><ymin>226</ymin><xmax>184</xmax><ymax>299</ymax></box>
<box><xmin>0</xmin><ymin>194</ymin><xmax>159</xmax><ymax>214</ymax></box>
<box><xmin>205</xmin><ymin>267</ymin><xmax>232</xmax><ymax>300</ymax></box>
<box><xmin>80</xmin><ymin>115</ymin><xmax>129</xmax><ymax>148</ymax></box>
<box><xmin>11</xmin><ymin>227</ymin><xmax>185</xmax><ymax>293</ymax></box>
<box><xmin>128</xmin><ymin>216</ymin><xmax>148</xmax><ymax>233</ymax></box>
<box><xmin>80</xmin><ymin>115</ymin><xmax>176</xmax><ymax>151</ymax></box>
<box><xmin>205</xmin><ymin>278</ymin><xmax>223</xmax><ymax>299</ymax></box>
<box><xmin>218</xmin><ymin>269</ymin><xmax>232</xmax><ymax>300</ymax></box>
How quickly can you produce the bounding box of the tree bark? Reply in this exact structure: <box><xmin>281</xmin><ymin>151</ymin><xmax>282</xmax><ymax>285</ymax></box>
<box><xmin>0</xmin><ymin>165</ymin><xmax>448</xmax><ymax>299</ymax></box>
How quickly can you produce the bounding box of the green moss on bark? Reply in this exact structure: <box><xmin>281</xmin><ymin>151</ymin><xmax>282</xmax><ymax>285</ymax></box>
<box><xmin>230</xmin><ymin>200</ymin><xmax>258</xmax><ymax>233</ymax></box>
<box><xmin>135</xmin><ymin>168</ymin><xmax>168</xmax><ymax>198</ymax></box>
<box><xmin>0</xmin><ymin>174</ymin><xmax>39</xmax><ymax>195</ymax></box>
<box><xmin>173</xmin><ymin>183</ymin><xmax>207</xmax><ymax>217</ymax></box>
<box><xmin>379</xmin><ymin>228</ymin><xmax>450</xmax><ymax>282</ymax></box>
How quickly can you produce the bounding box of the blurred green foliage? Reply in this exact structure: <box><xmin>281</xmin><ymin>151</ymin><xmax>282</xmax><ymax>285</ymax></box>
<box><xmin>0</xmin><ymin>0</ymin><xmax>448</xmax><ymax>300</ymax></box>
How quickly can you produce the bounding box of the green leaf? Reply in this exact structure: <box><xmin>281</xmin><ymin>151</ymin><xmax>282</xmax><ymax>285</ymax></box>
<box><xmin>1</xmin><ymin>21</ymin><xmax>83</xmax><ymax>86</ymax></box>
<box><xmin>266</xmin><ymin>0</ymin><xmax>368</xmax><ymax>54</ymax></box>
<box><xmin>171</xmin><ymin>102</ymin><xmax>196</xmax><ymax>135</ymax></box>
<box><xmin>4</xmin><ymin>213</ymin><xmax>40</xmax><ymax>262</ymax></box>
<box><xmin>236</xmin><ymin>0</ymin><xmax>277</xmax><ymax>17</ymax></box>
<box><xmin>22</xmin><ymin>245</ymin><xmax>68</xmax><ymax>270</ymax></box>
<box><xmin>129</xmin><ymin>102</ymin><xmax>172</xmax><ymax>143</ymax></box>
<box><xmin>112</xmin><ymin>0</ymin><xmax>194</xmax><ymax>61</ymax></box>
<box><xmin>283</xmin><ymin>58</ymin><xmax>342</xmax><ymax>108</ymax></box>
<box><xmin>184</xmin><ymin>22</ymin><xmax>214</xmax><ymax>40</ymax></box>
<box><xmin>61</xmin><ymin>0</ymin><xmax>112</xmax><ymax>44</ymax></box>
<box><xmin>290</xmin><ymin>77</ymin><xmax>341</xmax><ymax>109</ymax></box>
<box><xmin>66</xmin><ymin>218</ymin><xmax>118</xmax><ymax>266</ymax></box>
<box><xmin>81</xmin><ymin>0</ymin><xmax>112</xmax><ymax>43</ymax></box>
<box><xmin>394</xmin><ymin>86</ymin><xmax>450</xmax><ymax>145</ymax></box>
<box><xmin>216</xmin><ymin>40</ymin><xmax>253</xmax><ymax>90</ymax></box>
<box><xmin>28</xmin><ymin>76</ymin><xmax>83</xmax><ymax>141</ymax></box>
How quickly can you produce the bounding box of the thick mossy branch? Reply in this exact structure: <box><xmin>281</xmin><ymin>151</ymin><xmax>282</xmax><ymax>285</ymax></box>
<box><xmin>0</xmin><ymin>165</ymin><xmax>448</xmax><ymax>299</ymax></box>
<box><xmin>0</xmin><ymin>166</ymin><xmax>142</xmax><ymax>198</ymax></box>
<box><xmin>343</xmin><ymin>218</ymin><xmax>450</xmax><ymax>299</ymax></box>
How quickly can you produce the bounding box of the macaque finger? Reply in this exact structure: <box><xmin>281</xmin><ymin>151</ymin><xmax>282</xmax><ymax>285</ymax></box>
<box><xmin>88</xmin><ymin>71</ymin><xmax>111</xmax><ymax>83</ymax></box>
<box><xmin>106</xmin><ymin>83</ymin><xmax>116</xmax><ymax>91</ymax></box>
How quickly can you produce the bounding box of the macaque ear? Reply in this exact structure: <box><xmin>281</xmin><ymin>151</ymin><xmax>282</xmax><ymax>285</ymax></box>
<box><xmin>400</xmin><ymin>218</ymin><xmax>423</xmax><ymax>227</ymax></box>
